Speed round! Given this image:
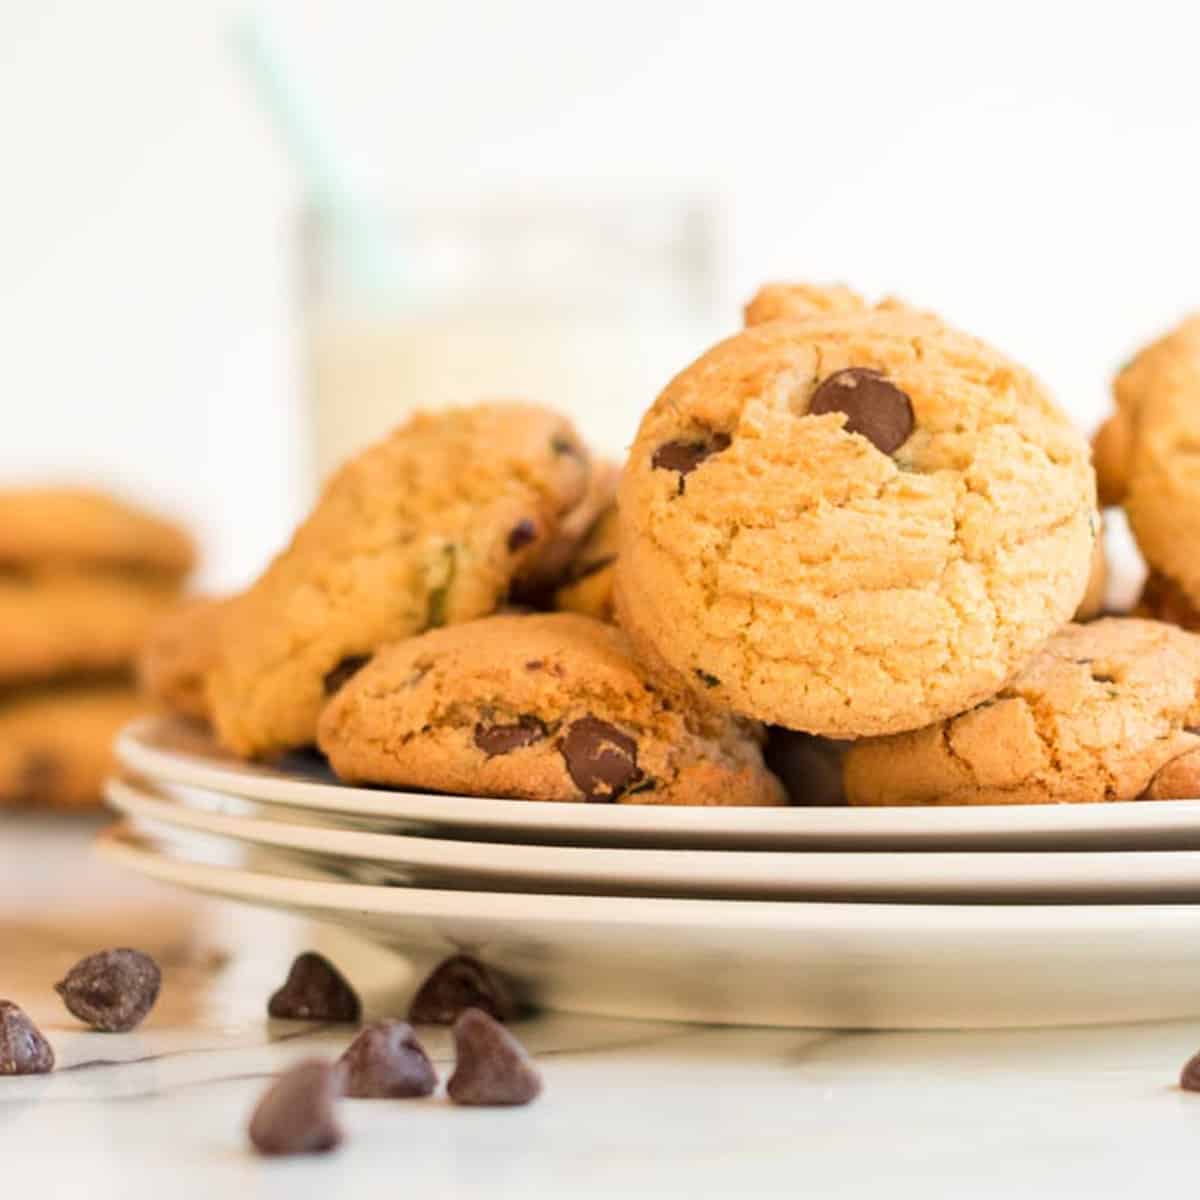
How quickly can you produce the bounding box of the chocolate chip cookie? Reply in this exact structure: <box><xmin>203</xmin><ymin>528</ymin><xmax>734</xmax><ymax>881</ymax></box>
<box><xmin>553</xmin><ymin>502</ymin><xmax>618</xmax><ymax>622</ymax></box>
<box><xmin>0</xmin><ymin>682</ymin><xmax>146</xmax><ymax>809</ymax></box>
<box><xmin>615</xmin><ymin>303</ymin><xmax>1097</xmax><ymax>737</ymax></box>
<box><xmin>844</xmin><ymin>618</ymin><xmax>1200</xmax><ymax>805</ymax></box>
<box><xmin>0</xmin><ymin>488</ymin><xmax>193</xmax><ymax>577</ymax></box>
<box><xmin>1093</xmin><ymin>314</ymin><xmax>1200</xmax><ymax>613</ymax></box>
<box><xmin>137</xmin><ymin>595</ymin><xmax>228</xmax><ymax>721</ymax></box>
<box><xmin>208</xmin><ymin>405</ymin><xmax>594</xmax><ymax>758</ymax></box>
<box><xmin>317</xmin><ymin>612</ymin><xmax>785</xmax><ymax>806</ymax></box>
<box><xmin>0</xmin><ymin>570</ymin><xmax>180</xmax><ymax>685</ymax></box>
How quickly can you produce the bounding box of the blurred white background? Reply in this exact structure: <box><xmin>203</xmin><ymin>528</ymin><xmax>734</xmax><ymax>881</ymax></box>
<box><xmin>2</xmin><ymin>0</ymin><xmax>1198</xmax><ymax>588</ymax></box>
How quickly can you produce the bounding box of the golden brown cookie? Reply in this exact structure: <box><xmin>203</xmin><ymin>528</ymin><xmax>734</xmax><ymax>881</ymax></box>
<box><xmin>0</xmin><ymin>488</ymin><xmax>193</xmax><ymax>577</ymax></box>
<box><xmin>1094</xmin><ymin>315</ymin><xmax>1200</xmax><ymax>607</ymax></box>
<box><xmin>615</xmin><ymin>304</ymin><xmax>1097</xmax><ymax>738</ymax></box>
<box><xmin>209</xmin><ymin>404</ymin><xmax>593</xmax><ymax>758</ymax></box>
<box><xmin>553</xmin><ymin>504</ymin><xmax>618</xmax><ymax>622</ymax></box>
<box><xmin>317</xmin><ymin>613</ymin><xmax>785</xmax><ymax>806</ymax></box>
<box><xmin>844</xmin><ymin>618</ymin><xmax>1200</xmax><ymax>806</ymax></box>
<box><xmin>0</xmin><ymin>570</ymin><xmax>180</xmax><ymax>686</ymax></box>
<box><xmin>0</xmin><ymin>683</ymin><xmax>146</xmax><ymax>810</ymax></box>
<box><xmin>137</xmin><ymin>596</ymin><xmax>229</xmax><ymax>721</ymax></box>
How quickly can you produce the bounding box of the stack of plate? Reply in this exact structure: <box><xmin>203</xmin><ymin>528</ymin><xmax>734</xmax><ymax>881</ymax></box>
<box><xmin>102</xmin><ymin>714</ymin><xmax>1200</xmax><ymax>1030</ymax></box>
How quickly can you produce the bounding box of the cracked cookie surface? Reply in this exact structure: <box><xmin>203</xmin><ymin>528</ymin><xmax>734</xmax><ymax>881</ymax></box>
<box><xmin>844</xmin><ymin>618</ymin><xmax>1200</xmax><ymax>805</ymax></box>
<box><xmin>615</xmin><ymin>304</ymin><xmax>1097</xmax><ymax>737</ymax></box>
<box><xmin>317</xmin><ymin>612</ymin><xmax>785</xmax><ymax>806</ymax></box>
<box><xmin>1093</xmin><ymin>314</ymin><xmax>1200</xmax><ymax>608</ymax></box>
<box><xmin>208</xmin><ymin>404</ymin><xmax>593</xmax><ymax>758</ymax></box>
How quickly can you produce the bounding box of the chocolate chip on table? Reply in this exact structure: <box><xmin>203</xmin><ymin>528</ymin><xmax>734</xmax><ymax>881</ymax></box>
<box><xmin>651</xmin><ymin>433</ymin><xmax>732</xmax><ymax>493</ymax></box>
<box><xmin>447</xmin><ymin>1008</ymin><xmax>542</xmax><ymax>1107</ymax></box>
<box><xmin>0</xmin><ymin>1000</ymin><xmax>54</xmax><ymax>1075</ymax></box>
<box><xmin>409</xmin><ymin>954</ymin><xmax>516</xmax><ymax>1025</ymax></box>
<box><xmin>55</xmin><ymin>948</ymin><xmax>161</xmax><ymax>1033</ymax></box>
<box><xmin>809</xmin><ymin>367</ymin><xmax>914</xmax><ymax>454</ymax></box>
<box><xmin>248</xmin><ymin>1059</ymin><xmax>344</xmax><ymax>1157</ymax></box>
<box><xmin>560</xmin><ymin>716</ymin><xmax>643</xmax><ymax>801</ymax></box>
<box><xmin>473</xmin><ymin>716</ymin><xmax>547</xmax><ymax>757</ymax></box>
<box><xmin>322</xmin><ymin>655</ymin><xmax>370</xmax><ymax>696</ymax></box>
<box><xmin>338</xmin><ymin>1021</ymin><xmax>437</xmax><ymax>1099</ymax></box>
<box><xmin>507</xmin><ymin>519</ymin><xmax>538</xmax><ymax>552</ymax></box>
<box><xmin>269</xmin><ymin>952</ymin><xmax>361</xmax><ymax>1023</ymax></box>
<box><xmin>1181</xmin><ymin>1050</ymin><xmax>1200</xmax><ymax>1092</ymax></box>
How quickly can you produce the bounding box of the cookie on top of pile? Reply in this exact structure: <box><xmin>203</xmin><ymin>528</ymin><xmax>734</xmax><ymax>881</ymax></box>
<box><xmin>0</xmin><ymin>488</ymin><xmax>193</xmax><ymax>809</ymax></box>
<box><xmin>143</xmin><ymin>287</ymin><xmax>1200</xmax><ymax>808</ymax></box>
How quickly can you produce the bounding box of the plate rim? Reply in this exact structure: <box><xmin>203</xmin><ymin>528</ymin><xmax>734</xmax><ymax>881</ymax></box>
<box><xmin>115</xmin><ymin>715</ymin><xmax>1200</xmax><ymax>845</ymax></box>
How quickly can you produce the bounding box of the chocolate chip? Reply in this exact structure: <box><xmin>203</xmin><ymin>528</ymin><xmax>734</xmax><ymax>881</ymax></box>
<box><xmin>15</xmin><ymin>751</ymin><xmax>60</xmax><ymax>806</ymax></box>
<box><xmin>551</xmin><ymin>434</ymin><xmax>581</xmax><ymax>457</ymax></box>
<box><xmin>408</xmin><ymin>954</ymin><xmax>516</xmax><ymax>1025</ymax></box>
<box><xmin>248</xmin><ymin>1059</ymin><xmax>343</xmax><ymax>1157</ymax></box>
<box><xmin>809</xmin><ymin>368</ymin><xmax>914</xmax><ymax>454</ymax></box>
<box><xmin>268</xmin><ymin>952</ymin><xmax>360</xmax><ymax>1023</ymax></box>
<box><xmin>447</xmin><ymin>1009</ymin><xmax>542</xmax><ymax>1107</ymax></box>
<box><xmin>651</xmin><ymin>433</ymin><xmax>731</xmax><ymax>492</ymax></box>
<box><xmin>0</xmin><ymin>1001</ymin><xmax>54</xmax><ymax>1075</ymax></box>
<box><xmin>337</xmin><ymin>1020</ymin><xmax>437</xmax><ymax>1099</ymax></box>
<box><xmin>1181</xmin><ymin>1051</ymin><xmax>1200</xmax><ymax>1092</ymax></box>
<box><xmin>473</xmin><ymin>715</ymin><xmax>547</xmax><ymax>757</ymax></box>
<box><xmin>560</xmin><ymin>716</ymin><xmax>642</xmax><ymax>801</ymax></box>
<box><xmin>55</xmin><ymin>948</ymin><xmax>161</xmax><ymax>1033</ymax></box>
<box><xmin>507</xmin><ymin>519</ymin><xmax>538</xmax><ymax>552</ymax></box>
<box><xmin>525</xmin><ymin>660</ymin><xmax>543</xmax><ymax>671</ymax></box>
<box><xmin>695</xmin><ymin>669</ymin><xmax>721</xmax><ymax>688</ymax></box>
<box><xmin>322</xmin><ymin>655</ymin><xmax>370</xmax><ymax>696</ymax></box>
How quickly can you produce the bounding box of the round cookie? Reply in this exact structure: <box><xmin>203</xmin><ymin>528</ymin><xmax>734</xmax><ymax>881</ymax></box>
<box><xmin>0</xmin><ymin>683</ymin><xmax>147</xmax><ymax>810</ymax></box>
<box><xmin>553</xmin><ymin>503</ymin><xmax>618</xmax><ymax>622</ymax></box>
<box><xmin>0</xmin><ymin>570</ymin><xmax>180</xmax><ymax>685</ymax></box>
<box><xmin>1093</xmin><ymin>315</ymin><xmax>1200</xmax><ymax>608</ymax></box>
<box><xmin>209</xmin><ymin>404</ymin><xmax>593</xmax><ymax>758</ymax></box>
<box><xmin>137</xmin><ymin>595</ymin><xmax>229</xmax><ymax>721</ymax></box>
<box><xmin>616</xmin><ymin>306</ymin><xmax>1097</xmax><ymax>738</ymax></box>
<box><xmin>0</xmin><ymin>488</ymin><xmax>193</xmax><ymax>577</ymax></box>
<box><xmin>844</xmin><ymin>618</ymin><xmax>1200</xmax><ymax>806</ymax></box>
<box><xmin>317</xmin><ymin>612</ymin><xmax>785</xmax><ymax>807</ymax></box>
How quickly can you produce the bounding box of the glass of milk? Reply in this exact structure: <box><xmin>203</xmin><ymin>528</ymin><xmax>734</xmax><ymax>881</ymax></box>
<box><xmin>301</xmin><ymin>191</ymin><xmax>723</xmax><ymax>484</ymax></box>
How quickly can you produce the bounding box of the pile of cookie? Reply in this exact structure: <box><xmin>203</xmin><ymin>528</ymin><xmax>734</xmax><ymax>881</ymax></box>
<box><xmin>0</xmin><ymin>489</ymin><xmax>193</xmax><ymax>810</ymax></box>
<box><xmin>141</xmin><ymin>288</ymin><xmax>1200</xmax><ymax>807</ymax></box>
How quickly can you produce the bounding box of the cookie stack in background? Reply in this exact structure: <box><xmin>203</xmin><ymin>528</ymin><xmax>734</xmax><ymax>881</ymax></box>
<box><xmin>133</xmin><ymin>287</ymin><xmax>1200</xmax><ymax>811</ymax></box>
<box><xmin>0</xmin><ymin>489</ymin><xmax>193</xmax><ymax>810</ymax></box>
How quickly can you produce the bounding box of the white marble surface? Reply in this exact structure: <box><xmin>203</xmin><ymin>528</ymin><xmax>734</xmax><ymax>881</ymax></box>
<box><xmin>4</xmin><ymin>816</ymin><xmax>1200</xmax><ymax>1198</ymax></box>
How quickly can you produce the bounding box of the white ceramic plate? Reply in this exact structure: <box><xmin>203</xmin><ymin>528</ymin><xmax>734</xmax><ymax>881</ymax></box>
<box><xmin>107</xmin><ymin>775</ymin><xmax>1200</xmax><ymax>901</ymax></box>
<box><xmin>118</xmin><ymin>715</ymin><xmax>1200</xmax><ymax>850</ymax></box>
<box><xmin>97</xmin><ymin>820</ymin><xmax>1200</xmax><ymax>1029</ymax></box>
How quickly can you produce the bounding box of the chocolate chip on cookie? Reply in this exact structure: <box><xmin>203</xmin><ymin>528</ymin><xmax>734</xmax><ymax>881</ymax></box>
<box><xmin>316</xmin><ymin>613</ymin><xmax>785</xmax><ymax>807</ymax></box>
<box><xmin>809</xmin><ymin>368</ymin><xmax>914</xmax><ymax>454</ymax></box>
<box><xmin>560</xmin><ymin>716</ymin><xmax>642</xmax><ymax>801</ymax></box>
<box><xmin>473</xmin><ymin>716</ymin><xmax>547</xmax><ymax>757</ymax></box>
<box><xmin>651</xmin><ymin>433</ymin><xmax>731</xmax><ymax>493</ymax></box>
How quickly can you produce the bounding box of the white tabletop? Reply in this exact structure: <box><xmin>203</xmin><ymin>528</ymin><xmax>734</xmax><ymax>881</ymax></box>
<box><xmin>2</xmin><ymin>814</ymin><xmax>1196</xmax><ymax>1198</ymax></box>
